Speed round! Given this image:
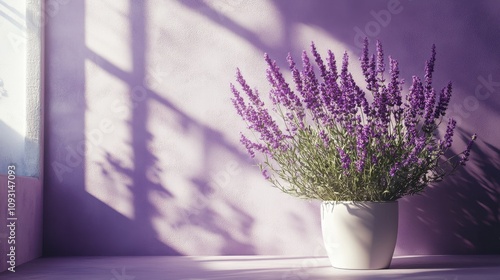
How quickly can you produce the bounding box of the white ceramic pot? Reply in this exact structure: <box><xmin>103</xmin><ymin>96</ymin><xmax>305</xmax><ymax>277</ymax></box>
<box><xmin>321</xmin><ymin>201</ymin><xmax>398</xmax><ymax>269</ymax></box>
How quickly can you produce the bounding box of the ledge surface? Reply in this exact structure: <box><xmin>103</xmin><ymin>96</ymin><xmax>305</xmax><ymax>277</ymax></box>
<box><xmin>1</xmin><ymin>255</ymin><xmax>500</xmax><ymax>279</ymax></box>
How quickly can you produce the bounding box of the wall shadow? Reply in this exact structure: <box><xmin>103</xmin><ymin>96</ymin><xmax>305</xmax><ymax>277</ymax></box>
<box><xmin>43</xmin><ymin>0</ymin><xmax>259</xmax><ymax>256</ymax></box>
<box><xmin>43</xmin><ymin>0</ymin><xmax>500</xmax><ymax>256</ymax></box>
<box><xmin>43</xmin><ymin>0</ymin><xmax>180</xmax><ymax>256</ymax></box>
<box><xmin>0</xmin><ymin>0</ymin><xmax>26</xmax><ymax>31</ymax></box>
<box><xmin>179</xmin><ymin>0</ymin><xmax>500</xmax><ymax>255</ymax></box>
<box><xmin>397</xmin><ymin>129</ymin><xmax>500</xmax><ymax>255</ymax></box>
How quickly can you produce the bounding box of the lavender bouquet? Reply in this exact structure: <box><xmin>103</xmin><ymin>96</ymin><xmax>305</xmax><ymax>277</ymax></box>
<box><xmin>231</xmin><ymin>39</ymin><xmax>476</xmax><ymax>201</ymax></box>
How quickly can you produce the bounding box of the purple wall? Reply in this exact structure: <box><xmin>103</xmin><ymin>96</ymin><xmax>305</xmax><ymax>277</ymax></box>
<box><xmin>44</xmin><ymin>0</ymin><xmax>500</xmax><ymax>256</ymax></box>
<box><xmin>0</xmin><ymin>176</ymin><xmax>43</xmax><ymax>272</ymax></box>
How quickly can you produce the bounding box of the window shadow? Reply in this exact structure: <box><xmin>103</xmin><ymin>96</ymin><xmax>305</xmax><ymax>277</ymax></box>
<box><xmin>0</xmin><ymin>0</ymin><xmax>26</xmax><ymax>31</ymax></box>
<box><xmin>178</xmin><ymin>0</ymin><xmax>500</xmax><ymax>255</ymax></box>
<box><xmin>44</xmin><ymin>0</ymin><xmax>259</xmax><ymax>256</ymax></box>
<box><xmin>43</xmin><ymin>0</ymin><xmax>500</xmax><ymax>257</ymax></box>
<box><xmin>43</xmin><ymin>0</ymin><xmax>181</xmax><ymax>256</ymax></box>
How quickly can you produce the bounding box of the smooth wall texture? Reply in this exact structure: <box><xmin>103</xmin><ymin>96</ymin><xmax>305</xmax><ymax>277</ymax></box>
<box><xmin>0</xmin><ymin>176</ymin><xmax>43</xmax><ymax>272</ymax></box>
<box><xmin>44</xmin><ymin>0</ymin><xmax>500</xmax><ymax>256</ymax></box>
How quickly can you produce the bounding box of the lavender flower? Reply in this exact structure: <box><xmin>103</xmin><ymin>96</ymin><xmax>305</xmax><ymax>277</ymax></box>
<box><xmin>376</xmin><ymin>86</ymin><xmax>390</xmax><ymax>130</ymax></box>
<box><xmin>440</xmin><ymin>118</ymin><xmax>456</xmax><ymax>150</ymax></box>
<box><xmin>230</xmin><ymin>83</ymin><xmax>246</xmax><ymax>118</ymax></box>
<box><xmin>318</xmin><ymin>44</ymin><xmax>343</xmax><ymax>122</ymax></box>
<box><xmin>424</xmin><ymin>44</ymin><xmax>436</xmax><ymax>97</ymax></box>
<box><xmin>421</xmin><ymin>45</ymin><xmax>438</xmax><ymax>130</ymax></box>
<box><xmin>376</xmin><ymin>40</ymin><xmax>385</xmax><ymax>77</ymax></box>
<box><xmin>355</xmin><ymin>85</ymin><xmax>370</xmax><ymax>117</ymax></box>
<box><xmin>231</xmin><ymin>70</ymin><xmax>287</xmax><ymax>153</ymax></box>
<box><xmin>389</xmin><ymin>162</ymin><xmax>400</xmax><ymax>177</ymax></box>
<box><xmin>360</xmin><ymin>37</ymin><xmax>370</xmax><ymax>78</ymax></box>
<box><xmin>288</xmin><ymin>53</ymin><xmax>303</xmax><ymax>94</ymax></box>
<box><xmin>236</xmin><ymin>68</ymin><xmax>264</xmax><ymax>107</ymax></box>
<box><xmin>300</xmin><ymin>51</ymin><xmax>324</xmax><ymax>121</ymax></box>
<box><xmin>355</xmin><ymin>125</ymin><xmax>370</xmax><ymax>172</ymax></box>
<box><xmin>404</xmin><ymin>76</ymin><xmax>424</xmax><ymax>142</ymax></box>
<box><xmin>338</xmin><ymin>148</ymin><xmax>351</xmax><ymax>170</ymax></box>
<box><xmin>434</xmin><ymin>82</ymin><xmax>452</xmax><ymax>119</ymax></box>
<box><xmin>265</xmin><ymin>53</ymin><xmax>305</xmax><ymax>125</ymax></box>
<box><xmin>423</xmin><ymin>88</ymin><xmax>437</xmax><ymax>131</ymax></box>
<box><xmin>460</xmin><ymin>133</ymin><xmax>477</xmax><ymax>166</ymax></box>
<box><xmin>265</xmin><ymin>54</ymin><xmax>292</xmax><ymax>107</ymax></box>
<box><xmin>311</xmin><ymin>42</ymin><xmax>327</xmax><ymax>78</ymax></box>
<box><xmin>240</xmin><ymin>134</ymin><xmax>256</xmax><ymax>158</ymax></box>
<box><xmin>403</xmin><ymin>136</ymin><xmax>426</xmax><ymax>167</ymax></box>
<box><xmin>388</xmin><ymin>57</ymin><xmax>403</xmax><ymax>119</ymax></box>
<box><xmin>355</xmin><ymin>159</ymin><xmax>365</xmax><ymax>173</ymax></box>
<box><xmin>407</xmin><ymin>76</ymin><xmax>425</xmax><ymax>113</ymax></box>
<box><xmin>367</xmin><ymin>54</ymin><xmax>378</xmax><ymax>92</ymax></box>
<box><xmin>231</xmin><ymin>39</ymin><xmax>475</xmax><ymax>201</ymax></box>
<box><xmin>327</xmin><ymin>50</ymin><xmax>338</xmax><ymax>80</ymax></box>
<box><xmin>339</xmin><ymin>52</ymin><xmax>356</xmax><ymax>116</ymax></box>
<box><xmin>319</xmin><ymin>130</ymin><xmax>330</xmax><ymax>148</ymax></box>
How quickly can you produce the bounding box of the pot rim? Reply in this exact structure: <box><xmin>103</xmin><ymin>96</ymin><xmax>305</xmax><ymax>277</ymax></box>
<box><xmin>321</xmin><ymin>200</ymin><xmax>398</xmax><ymax>204</ymax></box>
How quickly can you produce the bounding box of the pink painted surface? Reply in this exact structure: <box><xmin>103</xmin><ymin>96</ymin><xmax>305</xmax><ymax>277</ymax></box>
<box><xmin>43</xmin><ymin>0</ymin><xmax>500</xmax><ymax>257</ymax></box>
<box><xmin>2</xmin><ymin>255</ymin><xmax>500</xmax><ymax>279</ymax></box>
<box><xmin>0</xmin><ymin>175</ymin><xmax>43</xmax><ymax>273</ymax></box>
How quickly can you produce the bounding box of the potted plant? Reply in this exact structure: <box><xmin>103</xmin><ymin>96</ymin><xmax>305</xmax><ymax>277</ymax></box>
<box><xmin>230</xmin><ymin>38</ymin><xmax>476</xmax><ymax>269</ymax></box>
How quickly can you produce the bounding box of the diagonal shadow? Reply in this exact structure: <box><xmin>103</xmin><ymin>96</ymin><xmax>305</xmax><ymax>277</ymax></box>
<box><xmin>0</xmin><ymin>0</ymin><xmax>26</xmax><ymax>31</ymax></box>
<box><xmin>397</xmin><ymin>128</ymin><xmax>500</xmax><ymax>255</ymax></box>
<box><xmin>45</xmin><ymin>0</ymin><xmax>260</xmax><ymax>256</ymax></box>
<box><xmin>43</xmin><ymin>0</ymin><xmax>180</xmax><ymax>257</ymax></box>
<box><xmin>42</xmin><ymin>0</ymin><xmax>500</xmax><ymax>258</ymax></box>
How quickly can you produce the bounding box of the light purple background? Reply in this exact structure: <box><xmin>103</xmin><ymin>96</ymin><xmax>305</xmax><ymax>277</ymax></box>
<box><xmin>43</xmin><ymin>0</ymin><xmax>500</xmax><ymax>257</ymax></box>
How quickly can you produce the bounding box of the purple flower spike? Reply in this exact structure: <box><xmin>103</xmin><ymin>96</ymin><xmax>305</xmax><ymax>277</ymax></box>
<box><xmin>233</xmin><ymin>67</ymin><xmax>288</xmax><ymax>155</ymax></box>
<box><xmin>287</xmin><ymin>53</ymin><xmax>303</xmax><ymax>93</ymax></box>
<box><xmin>366</xmin><ymin>54</ymin><xmax>378</xmax><ymax>92</ymax></box>
<box><xmin>337</xmin><ymin>148</ymin><xmax>351</xmax><ymax>170</ymax></box>
<box><xmin>231</xmin><ymin>83</ymin><xmax>247</xmax><ymax>118</ymax></box>
<box><xmin>236</xmin><ymin>68</ymin><xmax>264</xmax><ymax>107</ymax></box>
<box><xmin>301</xmin><ymin>50</ymin><xmax>323</xmax><ymax>121</ymax></box>
<box><xmin>240</xmin><ymin>134</ymin><xmax>256</xmax><ymax>158</ymax></box>
<box><xmin>360</xmin><ymin>37</ymin><xmax>370</xmax><ymax>78</ymax></box>
<box><xmin>327</xmin><ymin>50</ymin><xmax>338</xmax><ymax>80</ymax></box>
<box><xmin>340</xmin><ymin>52</ymin><xmax>350</xmax><ymax>84</ymax></box>
<box><xmin>423</xmin><ymin>88</ymin><xmax>436</xmax><ymax>131</ymax></box>
<box><xmin>403</xmin><ymin>136</ymin><xmax>426</xmax><ymax>167</ymax></box>
<box><xmin>311</xmin><ymin>42</ymin><xmax>327</xmax><ymax>78</ymax></box>
<box><xmin>376</xmin><ymin>40</ymin><xmax>385</xmax><ymax>76</ymax></box>
<box><xmin>265</xmin><ymin>53</ymin><xmax>304</xmax><ymax>123</ymax></box>
<box><xmin>389</xmin><ymin>162</ymin><xmax>400</xmax><ymax>177</ymax></box>
<box><xmin>459</xmin><ymin>133</ymin><xmax>477</xmax><ymax>166</ymax></box>
<box><xmin>231</xmin><ymin>40</ymin><xmax>474</xmax><ymax>201</ymax></box>
<box><xmin>405</xmin><ymin>76</ymin><xmax>425</xmax><ymax>134</ymax></box>
<box><xmin>441</xmin><ymin>118</ymin><xmax>456</xmax><ymax>150</ymax></box>
<box><xmin>434</xmin><ymin>82</ymin><xmax>452</xmax><ymax>119</ymax></box>
<box><xmin>355</xmin><ymin>125</ymin><xmax>370</xmax><ymax>172</ymax></box>
<box><xmin>424</xmin><ymin>44</ymin><xmax>437</xmax><ymax>93</ymax></box>
<box><xmin>388</xmin><ymin>57</ymin><xmax>402</xmax><ymax>104</ymax></box>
